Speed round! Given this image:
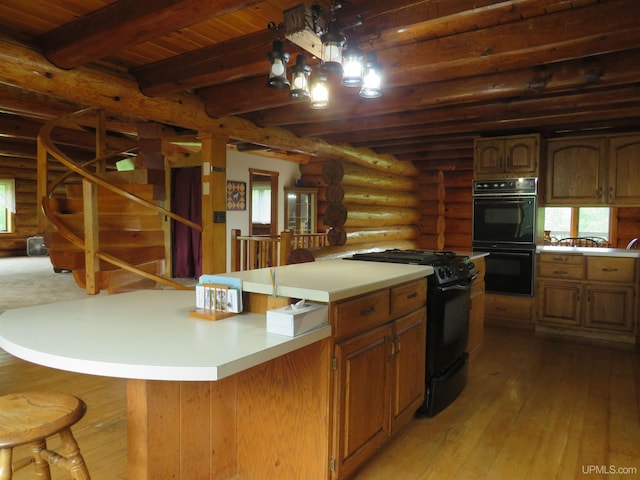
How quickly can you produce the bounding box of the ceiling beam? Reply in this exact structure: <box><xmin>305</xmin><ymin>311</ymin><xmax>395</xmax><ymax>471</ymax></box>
<box><xmin>38</xmin><ymin>0</ymin><xmax>264</xmax><ymax>69</ymax></box>
<box><xmin>201</xmin><ymin>0</ymin><xmax>640</xmax><ymax>117</ymax></box>
<box><xmin>140</xmin><ymin>0</ymin><xmax>577</xmax><ymax>97</ymax></box>
<box><xmin>0</xmin><ymin>38</ymin><xmax>418</xmax><ymax>176</ymax></box>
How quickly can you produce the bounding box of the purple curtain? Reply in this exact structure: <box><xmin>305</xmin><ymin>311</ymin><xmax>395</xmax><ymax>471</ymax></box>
<box><xmin>171</xmin><ymin>167</ymin><xmax>202</xmax><ymax>278</ymax></box>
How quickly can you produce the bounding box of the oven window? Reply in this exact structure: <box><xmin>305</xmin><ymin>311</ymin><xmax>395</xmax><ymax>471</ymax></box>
<box><xmin>484</xmin><ymin>250</ymin><xmax>534</xmax><ymax>296</ymax></box>
<box><xmin>473</xmin><ymin>198</ymin><xmax>536</xmax><ymax>244</ymax></box>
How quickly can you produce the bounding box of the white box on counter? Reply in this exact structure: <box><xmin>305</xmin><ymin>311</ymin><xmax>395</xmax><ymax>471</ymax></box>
<box><xmin>266</xmin><ymin>301</ymin><xmax>328</xmax><ymax>336</ymax></box>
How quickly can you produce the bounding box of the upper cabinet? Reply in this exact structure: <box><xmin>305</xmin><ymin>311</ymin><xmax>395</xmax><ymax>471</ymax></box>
<box><xmin>608</xmin><ymin>134</ymin><xmax>640</xmax><ymax>205</ymax></box>
<box><xmin>545</xmin><ymin>134</ymin><xmax>640</xmax><ymax>206</ymax></box>
<box><xmin>545</xmin><ymin>137</ymin><xmax>607</xmax><ymax>204</ymax></box>
<box><xmin>474</xmin><ymin>134</ymin><xmax>540</xmax><ymax>179</ymax></box>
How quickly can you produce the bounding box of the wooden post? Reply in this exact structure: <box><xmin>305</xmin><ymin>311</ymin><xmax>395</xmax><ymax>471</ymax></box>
<box><xmin>95</xmin><ymin>109</ymin><xmax>106</xmax><ymax>175</ymax></box>
<box><xmin>279</xmin><ymin>230</ymin><xmax>292</xmax><ymax>266</ymax></box>
<box><xmin>36</xmin><ymin>136</ymin><xmax>48</xmax><ymax>232</ymax></box>
<box><xmin>82</xmin><ymin>178</ymin><xmax>100</xmax><ymax>294</ymax></box>
<box><xmin>200</xmin><ymin>133</ymin><xmax>227</xmax><ymax>274</ymax></box>
<box><xmin>230</xmin><ymin>229</ymin><xmax>241</xmax><ymax>272</ymax></box>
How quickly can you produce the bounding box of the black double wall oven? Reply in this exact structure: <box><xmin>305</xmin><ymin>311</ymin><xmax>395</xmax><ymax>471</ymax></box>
<box><xmin>472</xmin><ymin>178</ymin><xmax>537</xmax><ymax>296</ymax></box>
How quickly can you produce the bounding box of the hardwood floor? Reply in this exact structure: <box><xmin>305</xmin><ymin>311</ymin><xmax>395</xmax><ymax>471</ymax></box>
<box><xmin>355</xmin><ymin>328</ymin><xmax>640</xmax><ymax>480</ymax></box>
<box><xmin>1</xmin><ymin>325</ymin><xmax>638</xmax><ymax>479</ymax></box>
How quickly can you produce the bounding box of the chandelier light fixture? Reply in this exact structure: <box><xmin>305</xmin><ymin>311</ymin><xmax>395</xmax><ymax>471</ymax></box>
<box><xmin>267</xmin><ymin>39</ymin><xmax>290</xmax><ymax>89</ymax></box>
<box><xmin>359</xmin><ymin>51</ymin><xmax>382</xmax><ymax>98</ymax></box>
<box><xmin>266</xmin><ymin>2</ymin><xmax>382</xmax><ymax>109</ymax></box>
<box><xmin>289</xmin><ymin>55</ymin><xmax>312</xmax><ymax>99</ymax></box>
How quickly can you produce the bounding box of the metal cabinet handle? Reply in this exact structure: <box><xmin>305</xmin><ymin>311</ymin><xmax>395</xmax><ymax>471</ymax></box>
<box><xmin>553</xmin><ymin>270</ymin><xmax>568</xmax><ymax>275</ymax></box>
<box><xmin>602</xmin><ymin>268</ymin><xmax>618</xmax><ymax>272</ymax></box>
<box><xmin>406</xmin><ymin>292</ymin><xmax>418</xmax><ymax>299</ymax></box>
<box><xmin>360</xmin><ymin>305</ymin><xmax>376</xmax><ymax>316</ymax></box>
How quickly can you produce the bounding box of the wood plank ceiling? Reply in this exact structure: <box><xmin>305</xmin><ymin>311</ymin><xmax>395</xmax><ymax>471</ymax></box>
<box><xmin>1</xmin><ymin>0</ymin><xmax>640</xmax><ymax>168</ymax></box>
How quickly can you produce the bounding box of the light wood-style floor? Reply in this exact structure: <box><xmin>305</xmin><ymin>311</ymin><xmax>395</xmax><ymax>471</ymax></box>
<box><xmin>2</xmin><ymin>325</ymin><xmax>638</xmax><ymax>480</ymax></box>
<box><xmin>2</xmin><ymin>258</ymin><xmax>639</xmax><ymax>479</ymax></box>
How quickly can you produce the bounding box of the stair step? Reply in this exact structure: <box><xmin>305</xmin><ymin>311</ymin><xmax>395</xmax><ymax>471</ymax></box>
<box><xmin>72</xmin><ymin>260</ymin><xmax>165</xmax><ymax>293</ymax></box>
<box><xmin>47</xmin><ymin>231</ymin><xmax>165</xmax><ymax>249</ymax></box>
<box><xmin>59</xmin><ymin>197</ymin><xmax>163</xmax><ymax>215</ymax></box>
<box><xmin>49</xmin><ymin>245</ymin><xmax>165</xmax><ymax>272</ymax></box>
<box><xmin>50</xmin><ymin>212</ymin><xmax>163</xmax><ymax>231</ymax></box>
<box><xmin>100</xmin><ymin>168</ymin><xmax>165</xmax><ymax>186</ymax></box>
<box><xmin>65</xmin><ymin>183</ymin><xmax>165</xmax><ymax>201</ymax></box>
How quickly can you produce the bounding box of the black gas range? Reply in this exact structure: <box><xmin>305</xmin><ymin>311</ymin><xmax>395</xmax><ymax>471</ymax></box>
<box><xmin>347</xmin><ymin>248</ymin><xmax>476</xmax><ymax>417</ymax></box>
<box><xmin>349</xmin><ymin>249</ymin><xmax>474</xmax><ymax>287</ymax></box>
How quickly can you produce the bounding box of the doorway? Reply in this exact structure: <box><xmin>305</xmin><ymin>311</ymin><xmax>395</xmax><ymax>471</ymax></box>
<box><xmin>171</xmin><ymin>166</ymin><xmax>202</xmax><ymax>278</ymax></box>
<box><xmin>249</xmin><ymin>169</ymin><xmax>278</xmax><ymax>236</ymax></box>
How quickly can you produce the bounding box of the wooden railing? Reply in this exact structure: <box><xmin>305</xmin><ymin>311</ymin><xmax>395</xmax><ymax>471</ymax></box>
<box><xmin>230</xmin><ymin>229</ymin><xmax>328</xmax><ymax>271</ymax></box>
<box><xmin>38</xmin><ymin>107</ymin><xmax>201</xmax><ymax>293</ymax></box>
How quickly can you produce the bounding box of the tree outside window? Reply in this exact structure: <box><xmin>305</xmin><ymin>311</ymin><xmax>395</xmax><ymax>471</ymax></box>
<box><xmin>543</xmin><ymin>206</ymin><xmax>610</xmax><ymax>241</ymax></box>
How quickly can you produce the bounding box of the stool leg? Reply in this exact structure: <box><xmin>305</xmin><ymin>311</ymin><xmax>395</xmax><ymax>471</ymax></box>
<box><xmin>31</xmin><ymin>440</ymin><xmax>52</xmax><ymax>480</ymax></box>
<box><xmin>0</xmin><ymin>448</ymin><xmax>12</xmax><ymax>480</ymax></box>
<box><xmin>58</xmin><ymin>428</ymin><xmax>91</xmax><ymax>480</ymax></box>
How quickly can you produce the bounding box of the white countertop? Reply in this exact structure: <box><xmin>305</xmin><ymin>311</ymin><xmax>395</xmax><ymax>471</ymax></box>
<box><xmin>536</xmin><ymin>246</ymin><xmax>640</xmax><ymax>258</ymax></box>
<box><xmin>0</xmin><ymin>261</ymin><xmax>434</xmax><ymax>381</ymax></box>
<box><xmin>220</xmin><ymin>259</ymin><xmax>434</xmax><ymax>302</ymax></box>
<box><xmin>0</xmin><ymin>290</ymin><xmax>330</xmax><ymax>381</ymax></box>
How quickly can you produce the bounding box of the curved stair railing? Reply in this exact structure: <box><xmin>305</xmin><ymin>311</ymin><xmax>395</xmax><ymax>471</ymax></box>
<box><xmin>39</xmin><ymin>107</ymin><xmax>201</xmax><ymax>291</ymax></box>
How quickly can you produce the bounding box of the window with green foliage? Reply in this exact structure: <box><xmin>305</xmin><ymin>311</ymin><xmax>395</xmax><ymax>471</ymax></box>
<box><xmin>544</xmin><ymin>207</ymin><xmax>611</xmax><ymax>241</ymax></box>
<box><xmin>0</xmin><ymin>179</ymin><xmax>16</xmax><ymax>233</ymax></box>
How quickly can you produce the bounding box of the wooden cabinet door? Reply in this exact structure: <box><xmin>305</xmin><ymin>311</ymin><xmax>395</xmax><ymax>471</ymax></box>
<box><xmin>467</xmin><ymin>280</ymin><xmax>485</xmax><ymax>353</ymax></box>
<box><xmin>545</xmin><ymin>137</ymin><xmax>607</xmax><ymax>204</ymax></box>
<box><xmin>333</xmin><ymin>324</ymin><xmax>392</xmax><ymax>480</ymax></box>
<box><xmin>537</xmin><ymin>280</ymin><xmax>582</xmax><ymax>326</ymax></box>
<box><xmin>608</xmin><ymin>134</ymin><xmax>640</xmax><ymax>205</ymax></box>
<box><xmin>584</xmin><ymin>284</ymin><xmax>635</xmax><ymax>332</ymax></box>
<box><xmin>474</xmin><ymin>139</ymin><xmax>504</xmax><ymax>177</ymax></box>
<box><xmin>390</xmin><ymin>309</ymin><xmax>426</xmax><ymax>433</ymax></box>
<box><xmin>504</xmin><ymin>135</ymin><xmax>539</xmax><ymax>176</ymax></box>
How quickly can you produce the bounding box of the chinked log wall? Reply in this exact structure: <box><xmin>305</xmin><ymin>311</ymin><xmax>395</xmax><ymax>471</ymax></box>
<box><xmin>299</xmin><ymin>158</ymin><xmax>448</xmax><ymax>257</ymax></box>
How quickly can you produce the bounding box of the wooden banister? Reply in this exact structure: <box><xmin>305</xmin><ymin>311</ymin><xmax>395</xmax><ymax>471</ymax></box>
<box><xmin>230</xmin><ymin>230</ymin><xmax>327</xmax><ymax>272</ymax></box>
<box><xmin>38</xmin><ymin>107</ymin><xmax>201</xmax><ymax>293</ymax></box>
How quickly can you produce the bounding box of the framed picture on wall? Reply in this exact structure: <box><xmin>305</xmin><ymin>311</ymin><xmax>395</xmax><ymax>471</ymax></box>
<box><xmin>226</xmin><ymin>181</ymin><xmax>246</xmax><ymax>210</ymax></box>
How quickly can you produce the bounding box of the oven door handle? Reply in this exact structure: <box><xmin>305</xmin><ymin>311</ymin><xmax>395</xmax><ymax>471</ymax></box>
<box><xmin>484</xmin><ymin>251</ymin><xmax>532</xmax><ymax>257</ymax></box>
<box><xmin>434</xmin><ymin>274</ymin><xmax>477</xmax><ymax>293</ymax></box>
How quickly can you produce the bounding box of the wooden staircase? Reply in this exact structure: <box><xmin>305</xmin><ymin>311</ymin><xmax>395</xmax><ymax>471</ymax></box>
<box><xmin>39</xmin><ymin>108</ymin><xmax>200</xmax><ymax>294</ymax></box>
<box><xmin>46</xmin><ymin>172</ymin><xmax>168</xmax><ymax>293</ymax></box>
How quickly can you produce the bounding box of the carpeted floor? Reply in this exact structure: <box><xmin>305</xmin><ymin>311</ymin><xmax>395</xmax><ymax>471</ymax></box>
<box><xmin>0</xmin><ymin>256</ymin><xmax>97</xmax><ymax>314</ymax></box>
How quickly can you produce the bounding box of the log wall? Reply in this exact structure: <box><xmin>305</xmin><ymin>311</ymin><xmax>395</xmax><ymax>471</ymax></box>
<box><xmin>299</xmin><ymin>158</ymin><xmax>421</xmax><ymax>258</ymax></box>
<box><xmin>1</xmin><ymin>157</ymin><xmax>44</xmax><ymax>257</ymax></box>
<box><xmin>416</xmin><ymin>170</ymin><xmax>445</xmax><ymax>250</ymax></box>
<box><xmin>616</xmin><ymin>207</ymin><xmax>640</xmax><ymax>248</ymax></box>
<box><xmin>442</xmin><ymin>169</ymin><xmax>473</xmax><ymax>252</ymax></box>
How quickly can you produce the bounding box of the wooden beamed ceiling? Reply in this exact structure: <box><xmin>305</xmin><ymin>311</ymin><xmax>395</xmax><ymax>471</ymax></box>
<box><xmin>0</xmin><ymin>0</ymin><xmax>639</xmax><ymax>168</ymax></box>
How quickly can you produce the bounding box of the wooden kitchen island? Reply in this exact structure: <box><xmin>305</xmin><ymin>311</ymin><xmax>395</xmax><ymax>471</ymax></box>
<box><xmin>0</xmin><ymin>259</ymin><xmax>433</xmax><ymax>480</ymax></box>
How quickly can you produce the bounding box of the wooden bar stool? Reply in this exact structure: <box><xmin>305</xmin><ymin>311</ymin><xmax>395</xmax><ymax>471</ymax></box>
<box><xmin>0</xmin><ymin>392</ymin><xmax>91</xmax><ymax>480</ymax></box>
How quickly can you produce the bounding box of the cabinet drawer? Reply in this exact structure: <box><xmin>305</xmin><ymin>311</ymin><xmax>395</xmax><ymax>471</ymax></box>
<box><xmin>390</xmin><ymin>278</ymin><xmax>427</xmax><ymax>318</ymax></box>
<box><xmin>485</xmin><ymin>294</ymin><xmax>532</xmax><ymax>321</ymax></box>
<box><xmin>538</xmin><ymin>253</ymin><xmax>583</xmax><ymax>265</ymax></box>
<box><xmin>538</xmin><ymin>263</ymin><xmax>584</xmax><ymax>280</ymax></box>
<box><xmin>587</xmin><ymin>257</ymin><xmax>636</xmax><ymax>283</ymax></box>
<box><xmin>333</xmin><ymin>289</ymin><xmax>390</xmax><ymax>339</ymax></box>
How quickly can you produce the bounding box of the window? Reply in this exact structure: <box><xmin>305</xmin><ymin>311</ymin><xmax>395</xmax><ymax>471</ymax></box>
<box><xmin>543</xmin><ymin>207</ymin><xmax>611</xmax><ymax>241</ymax></box>
<box><xmin>0</xmin><ymin>179</ymin><xmax>16</xmax><ymax>233</ymax></box>
<box><xmin>251</xmin><ymin>183</ymin><xmax>272</xmax><ymax>225</ymax></box>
